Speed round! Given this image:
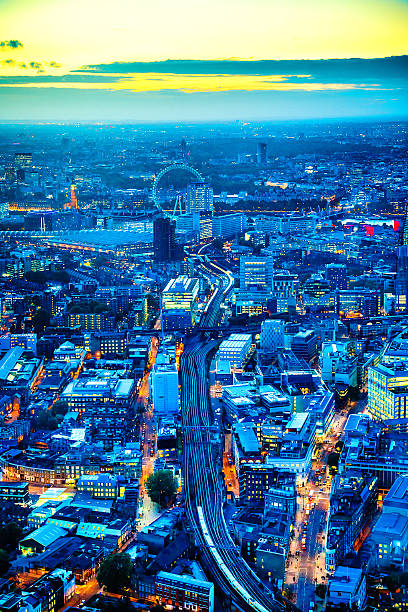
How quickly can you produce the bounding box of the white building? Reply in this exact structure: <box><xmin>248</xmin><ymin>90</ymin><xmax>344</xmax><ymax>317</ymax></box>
<box><xmin>212</xmin><ymin>213</ymin><xmax>247</xmax><ymax>238</ymax></box>
<box><xmin>239</xmin><ymin>256</ymin><xmax>274</xmax><ymax>290</ymax></box>
<box><xmin>150</xmin><ymin>352</ymin><xmax>179</xmax><ymax>418</ymax></box>
<box><xmin>217</xmin><ymin>333</ymin><xmax>252</xmax><ymax>368</ymax></box>
<box><xmin>186</xmin><ymin>182</ymin><xmax>213</xmax><ymax>213</ymax></box>
<box><xmin>54</xmin><ymin>341</ymin><xmax>86</xmax><ymax>363</ymax></box>
<box><xmin>319</xmin><ymin>342</ymin><xmax>349</xmax><ymax>384</ymax></box>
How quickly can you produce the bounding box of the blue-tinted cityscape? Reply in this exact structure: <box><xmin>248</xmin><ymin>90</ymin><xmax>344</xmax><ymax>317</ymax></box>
<box><xmin>0</xmin><ymin>119</ymin><xmax>406</xmax><ymax>612</ymax></box>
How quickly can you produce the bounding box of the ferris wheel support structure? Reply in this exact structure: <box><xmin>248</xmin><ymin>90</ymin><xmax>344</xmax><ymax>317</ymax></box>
<box><xmin>151</xmin><ymin>163</ymin><xmax>205</xmax><ymax>213</ymax></box>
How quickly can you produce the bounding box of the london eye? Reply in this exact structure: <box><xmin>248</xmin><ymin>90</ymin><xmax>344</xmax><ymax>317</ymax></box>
<box><xmin>152</xmin><ymin>163</ymin><xmax>204</xmax><ymax>216</ymax></box>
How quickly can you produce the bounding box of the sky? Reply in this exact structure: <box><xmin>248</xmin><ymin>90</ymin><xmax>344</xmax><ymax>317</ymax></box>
<box><xmin>0</xmin><ymin>0</ymin><xmax>407</xmax><ymax>121</ymax></box>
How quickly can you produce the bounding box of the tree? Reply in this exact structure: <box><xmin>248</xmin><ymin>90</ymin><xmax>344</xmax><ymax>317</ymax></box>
<box><xmin>0</xmin><ymin>550</ymin><xmax>9</xmax><ymax>575</ymax></box>
<box><xmin>97</xmin><ymin>553</ymin><xmax>133</xmax><ymax>593</ymax></box>
<box><xmin>0</xmin><ymin>523</ymin><xmax>22</xmax><ymax>551</ymax></box>
<box><xmin>146</xmin><ymin>470</ymin><xmax>177</xmax><ymax>507</ymax></box>
<box><xmin>335</xmin><ymin>440</ymin><xmax>344</xmax><ymax>453</ymax></box>
<box><xmin>32</xmin><ymin>308</ymin><xmax>50</xmax><ymax>333</ymax></box>
<box><xmin>383</xmin><ymin>571</ymin><xmax>408</xmax><ymax>591</ymax></box>
<box><xmin>327</xmin><ymin>452</ymin><xmax>339</xmax><ymax>469</ymax></box>
<box><xmin>34</xmin><ymin>410</ymin><xmax>58</xmax><ymax>431</ymax></box>
<box><xmin>51</xmin><ymin>400</ymin><xmax>68</xmax><ymax>417</ymax></box>
<box><xmin>315</xmin><ymin>583</ymin><xmax>327</xmax><ymax>599</ymax></box>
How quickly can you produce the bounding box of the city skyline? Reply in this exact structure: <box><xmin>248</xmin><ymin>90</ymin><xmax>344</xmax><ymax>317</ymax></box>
<box><xmin>0</xmin><ymin>0</ymin><xmax>407</xmax><ymax>120</ymax></box>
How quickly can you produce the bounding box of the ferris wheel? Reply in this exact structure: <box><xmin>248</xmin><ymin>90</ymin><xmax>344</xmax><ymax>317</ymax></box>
<box><xmin>151</xmin><ymin>163</ymin><xmax>204</xmax><ymax>213</ymax></box>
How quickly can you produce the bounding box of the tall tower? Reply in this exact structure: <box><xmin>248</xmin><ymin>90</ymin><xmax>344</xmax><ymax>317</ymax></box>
<box><xmin>180</xmin><ymin>139</ymin><xmax>188</xmax><ymax>161</ymax></box>
<box><xmin>153</xmin><ymin>216</ymin><xmax>176</xmax><ymax>263</ymax></box>
<box><xmin>186</xmin><ymin>182</ymin><xmax>213</xmax><ymax>214</ymax></box>
<box><xmin>64</xmin><ymin>184</ymin><xmax>78</xmax><ymax>210</ymax></box>
<box><xmin>257</xmin><ymin>142</ymin><xmax>267</xmax><ymax>165</ymax></box>
<box><xmin>396</xmin><ymin>202</ymin><xmax>408</xmax><ymax>310</ymax></box>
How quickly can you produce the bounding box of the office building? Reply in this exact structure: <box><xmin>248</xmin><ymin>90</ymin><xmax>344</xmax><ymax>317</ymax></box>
<box><xmin>14</xmin><ymin>152</ymin><xmax>33</xmax><ymax>169</ymax></box>
<box><xmin>162</xmin><ymin>276</ymin><xmax>199</xmax><ymax>331</ymax></box>
<box><xmin>186</xmin><ymin>182</ymin><xmax>213</xmax><ymax>214</ymax></box>
<box><xmin>335</xmin><ymin>289</ymin><xmax>381</xmax><ymax>317</ymax></box>
<box><xmin>199</xmin><ymin>210</ymin><xmax>213</xmax><ymax>240</ymax></box>
<box><xmin>155</xmin><ymin>570</ymin><xmax>214</xmax><ymax>612</ymax></box>
<box><xmin>154</xmin><ymin>216</ymin><xmax>176</xmax><ymax>263</ymax></box>
<box><xmin>326</xmin><ymin>567</ymin><xmax>367</xmax><ymax>610</ymax></box>
<box><xmin>239</xmin><ymin>256</ymin><xmax>274</xmax><ymax>290</ymax></box>
<box><xmin>61</xmin><ymin>374</ymin><xmax>136</xmax><ymax>448</ymax></box>
<box><xmin>291</xmin><ymin>330</ymin><xmax>318</xmax><ymax>363</ymax></box>
<box><xmin>259</xmin><ymin>320</ymin><xmax>285</xmax><ymax>352</ymax></box>
<box><xmin>325</xmin><ymin>263</ymin><xmax>348</xmax><ymax>291</ymax></box>
<box><xmin>368</xmin><ymin>362</ymin><xmax>408</xmax><ymax>420</ymax></box>
<box><xmin>339</xmin><ymin>415</ymin><xmax>408</xmax><ymax>488</ymax></box>
<box><xmin>212</xmin><ymin>213</ymin><xmax>247</xmax><ymax>238</ymax></box>
<box><xmin>370</xmin><ymin>475</ymin><xmax>408</xmax><ymax>569</ymax></box>
<box><xmin>150</xmin><ymin>352</ymin><xmax>179</xmax><ymax>418</ymax></box>
<box><xmin>257</xmin><ymin>142</ymin><xmax>267</xmax><ymax>165</ymax></box>
<box><xmin>325</xmin><ymin>472</ymin><xmax>377</xmax><ymax>571</ymax></box>
<box><xmin>77</xmin><ymin>474</ymin><xmax>123</xmax><ymax>499</ymax></box>
<box><xmin>396</xmin><ymin>245</ymin><xmax>408</xmax><ymax>310</ymax></box>
<box><xmin>66</xmin><ymin>312</ymin><xmax>114</xmax><ymax>332</ymax></box>
<box><xmin>0</xmin><ymin>333</ymin><xmax>37</xmax><ymax>354</ymax></box>
<box><xmin>218</xmin><ymin>334</ymin><xmax>252</xmax><ymax>368</ymax></box>
<box><xmin>0</xmin><ymin>481</ymin><xmax>29</xmax><ymax>506</ymax></box>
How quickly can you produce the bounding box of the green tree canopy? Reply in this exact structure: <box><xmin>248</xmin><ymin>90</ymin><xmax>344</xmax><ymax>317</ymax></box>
<box><xmin>146</xmin><ymin>470</ymin><xmax>177</xmax><ymax>507</ymax></box>
<box><xmin>0</xmin><ymin>523</ymin><xmax>22</xmax><ymax>551</ymax></box>
<box><xmin>34</xmin><ymin>409</ymin><xmax>58</xmax><ymax>431</ymax></box>
<box><xmin>0</xmin><ymin>550</ymin><xmax>10</xmax><ymax>575</ymax></box>
<box><xmin>32</xmin><ymin>308</ymin><xmax>50</xmax><ymax>333</ymax></box>
<box><xmin>315</xmin><ymin>583</ymin><xmax>327</xmax><ymax>599</ymax></box>
<box><xmin>97</xmin><ymin>553</ymin><xmax>132</xmax><ymax>593</ymax></box>
<box><xmin>327</xmin><ymin>452</ymin><xmax>340</xmax><ymax>469</ymax></box>
<box><xmin>51</xmin><ymin>400</ymin><xmax>68</xmax><ymax>417</ymax></box>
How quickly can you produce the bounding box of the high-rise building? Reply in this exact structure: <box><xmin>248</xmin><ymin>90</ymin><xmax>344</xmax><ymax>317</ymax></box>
<box><xmin>396</xmin><ymin>245</ymin><xmax>408</xmax><ymax>310</ymax></box>
<box><xmin>154</xmin><ymin>216</ymin><xmax>176</xmax><ymax>263</ymax></box>
<box><xmin>186</xmin><ymin>182</ymin><xmax>213</xmax><ymax>214</ymax></box>
<box><xmin>325</xmin><ymin>472</ymin><xmax>377</xmax><ymax>571</ymax></box>
<box><xmin>199</xmin><ymin>210</ymin><xmax>213</xmax><ymax>240</ymax></box>
<box><xmin>396</xmin><ymin>202</ymin><xmax>408</xmax><ymax>310</ymax></box>
<box><xmin>162</xmin><ymin>275</ymin><xmax>199</xmax><ymax>330</ymax></box>
<box><xmin>368</xmin><ymin>362</ymin><xmax>408</xmax><ymax>420</ymax></box>
<box><xmin>291</xmin><ymin>330</ymin><xmax>319</xmax><ymax>363</ymax></box>
<box><xmin>257</xmin><ymin>142</ymin><xmax>267</xmax><ymax>165</ymax></box>
<box><xmin>14</xmin><ymin>152</ymin><xmax>32</xmax><ymax>169</ymax></box>
<box><xmin>325</xmin><ymin>263</ymin><xmax>348</xmax><ymax>291</ymax></box>
<box><xmin>180</xmin><ymin>138</ymin><xmax>188</xmax><ymax>161</ymax></box>
<box><xmin>259</xmin><ymin>319</ymin><xmax>285</xmax><ymax>352</ymax></box>
<box><xmin>239</xmin><ymin>256</ymin><xmax>274</xmax><ymax>290</ymax></box>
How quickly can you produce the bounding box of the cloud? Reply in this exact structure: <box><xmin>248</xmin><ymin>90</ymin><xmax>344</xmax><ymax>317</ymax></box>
<box><xmin>76</xmin><ymin>56</ymin><xmax>408</xmax><ymax>83</ymax></box>
<box><xmin>0</xmin><ymin>40</ymin><xmax>23</xmax><ymax>50</ymax></box>
<box><xmin>0</xmin><ymin>59</ymin><xmax>27</xmax><ymax>69</ymax></box>
<box><xmin>29</xmin><ymin>61</ymin><xmax>44</xmax><ymax>73</ymax></box>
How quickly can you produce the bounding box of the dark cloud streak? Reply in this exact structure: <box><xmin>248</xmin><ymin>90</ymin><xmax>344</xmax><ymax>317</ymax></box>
<box><xmin>0</xmin><ymin>40</ymin><xmax>23</xmax><ymax>49</ymax></box>
<box><xmin>75</xmin><ymin>55</ymin><xmax>408</xmax><ymax>84</ymax></box>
